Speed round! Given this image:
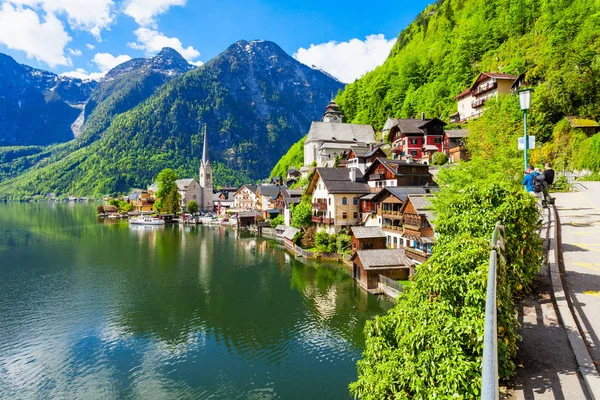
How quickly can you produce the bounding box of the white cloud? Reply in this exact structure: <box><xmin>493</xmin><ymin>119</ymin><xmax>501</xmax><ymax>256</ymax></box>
<box><xmin>9</xmin><ymin>0</ymin><xmax>115</xmax><ymax>40</ymax></box>
<box><xmin>124</xmin><ymin>0</ymin><xmax>185</xmax><ymax>27</ymax></box>
<box><xmin>86</xmin><ymin>43</ymin><xmax>95</xmax><ymax>50</ymax></box>
<box><xmin>60</xmin><ymin>67</ymin><xmax>103</xmax><ymax>80</ymax></box>
<box><xmin>92</xmin><ymin>52</ymin><xmax>132</xmax><ymax>72</ymax></box>
<box><xmin>67</xmin><ymin>47</ymin><xmax>81</xmax><ymax>56</ymax></box>
<box><xmin>189</xmin><ymin>60</ymin><xmax>203</xmax><ymax>67</ymax></box>
<box><xmin>0</xmin><ymin>3</ymin><xmax>71</xmax><ymax>67</ymax></box>
<box><xmin>128</xmin><ymin>27</ymin><xmax>200</xmax><ymax>62</ymax></box>
<box><xmin>293</xmin><ymin>34</ymin><xmax>397</xmax><ymax>83</ymax></box>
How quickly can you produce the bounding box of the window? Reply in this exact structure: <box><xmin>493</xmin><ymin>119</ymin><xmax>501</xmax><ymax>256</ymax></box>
<box><xmin>393</xmin><ymin>237</ymin><xmax>397</xmax><ymax>246</ymax></box>
<box><xmin>388</xmin><ymin>236</ymin><xmax>392</xmax><ymax>245</ymax></box>
<box><xmin>328</xmin><ymin>198</ymin><xmax>331</xmax><ymax>205</ymax></box>
<box><xmin>410</xmin><ymin>150</ymin><xmax>418</xmax><ymax>156</ymax></box>
<box><xmin>353</xmin><ymin>212</ymin><xmax>358</xmax><ymax>219</ymax></box>
<box><xmin>353</xmin><ymin>197</ymin><xmax>358</xmax><ymax>205</ymax></box>
<box><xmin>434</xmin><ymin>137</ymin><xmax>442</xmax><ymax>144</ymax></box>
<box><xmin>342</xmin><ymin>212</ymin><xmax>347</xmax><ymax>219</ymax></box>
<box><xmin>342</xmin><ymin>197</ymin><xmax>347</xmax><ymax>205</ymax></box>
<box><xmin>410</xmin><ymin>138</ymin><xmax>418</xmax><ymax>145</ymax></box>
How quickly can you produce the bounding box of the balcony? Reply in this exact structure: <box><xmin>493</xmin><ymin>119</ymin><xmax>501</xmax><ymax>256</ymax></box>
<box><xmin>312</xmin><ymin>216</ymin><xmax>334</xmax><ymax>224</ymax></box>
<box><xmin>391</xmin><ymin>139</ymin><xmax>403</xmax><ymax>154</ymax></box>
<box><xmin>471</xmin><ymin>98</ymin><xmax>487</xmax><ymax>108</ymax></box>
<box><xmin>383</xmin><ymin>225</ymin><xmax>403</xmax><ymax>232</ymax></box>
<box><xmin>312</xmin><ymin>202</ymin><xmax>327</xmax><ymax>211</ymax></box>
<box><xmin>474</xmin><ymin>81</ymin><xmax>497</xmax><ymax>95</ymax></box>
<box><xmin>404</xmin><ymin>247</ymin><xmax>430</xmax><ymax>263</ymax></box>
<box><xmin>369</xmin><ymin>173</ymin><xmax>384</xmax><ymax>180</ymax></box>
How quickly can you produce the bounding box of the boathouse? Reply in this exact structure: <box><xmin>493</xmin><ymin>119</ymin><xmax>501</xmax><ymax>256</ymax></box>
<box><xmin>351</xmin><ymin>249</ymin><xmax>414</xmax><ymax>290</ymax></box>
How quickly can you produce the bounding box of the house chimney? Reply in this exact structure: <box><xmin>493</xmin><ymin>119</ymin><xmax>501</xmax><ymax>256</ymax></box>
<box><xmin>349</xmin><ymin>167</ymin><xmax>357</xmax><ymax>182</ymax></box>
<box><xmin>421</xmin><ymin>112</ymin><xmax>425</xmax><ymax>120</ymax></box>
<box><xmin>407</xmin><ymin>155</ymin><xmax>413</xmax><ymax>163</ymax></box>
<box><xmin>369</xmin><ymin>143</ymin><xmax>373</xmax><ymax>151</ymax></box>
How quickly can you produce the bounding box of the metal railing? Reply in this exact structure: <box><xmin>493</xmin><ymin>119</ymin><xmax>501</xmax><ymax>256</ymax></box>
<box><xmin>482</xmin><ymin>221</ymin><xmax>505</xmax><ymax>400</ymax></box>
<box><xmin>378</xmin><ymin>274</ymin><xmax>404</xmax><ymax>292</ymax></box>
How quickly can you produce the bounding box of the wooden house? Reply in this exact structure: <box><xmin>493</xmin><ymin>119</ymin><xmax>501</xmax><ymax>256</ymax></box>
<box><xmin>443</xmin><ymin>129</ymin><xmax>470</xmax><ymax>163</ymax></box>
<box><xmin>349</xmin><ymin>226</ymin><xmax>387</xmax><ymax>254</ymax></box>
<box><xmin>130</xmin><ymin>190</ymin><xmax>155</xmax><ymax>212</ymax></box>
<box><xmin>383</xmin><ymin>115</ymin><xmax>446</xmax><ymax>163</ymax></box>
<box><xmin>344</xmin><ymin>144</ymin><xmax>387</xmax><ymax>173</ymax></box>
<box><xmin>283</xmin><ymin>226</ymin><xmax>300</xmax><ymax>250</ymax></box>
<box><xmin>351</xmin><ymin>249</ymin><xmax>414</xmax><ymax>290</ymax></box>
<box><xmin>400</xmin><ymin>195</ymin><xmax>435</xmax><ymax>263</ymax></box>
<box><xmin>363</xmin><ymin>158</ymin><xmax>435</xmax><ymax>193</ymax></box>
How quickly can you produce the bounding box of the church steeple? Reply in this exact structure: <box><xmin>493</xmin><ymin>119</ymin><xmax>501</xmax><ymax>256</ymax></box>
<box><xmin>199</xmin><ymin>123</ymin><xmax>214</xmax><ymax>212</ymax></box>
<box><xmin>322</xmin><ymin>99</ymin><xmax>344</xmax><ymax>123</ymax></box>
<box><xmin>201</xmin><ymin>123</ymin><xmax>210</xmax><ymax>166</ymax></box>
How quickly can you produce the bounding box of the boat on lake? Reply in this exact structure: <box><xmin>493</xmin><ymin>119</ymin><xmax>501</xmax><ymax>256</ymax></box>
<box><xmin>129</xmin><ymin>216</ymin><xmax>165</xmax><ymax>225</ymax></box>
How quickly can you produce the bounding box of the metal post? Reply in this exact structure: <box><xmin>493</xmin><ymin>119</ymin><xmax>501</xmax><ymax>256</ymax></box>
<box><xmin>523</xmin><ymin>110</ymin><xmax>528</xmax><ymax>172</ymax></box>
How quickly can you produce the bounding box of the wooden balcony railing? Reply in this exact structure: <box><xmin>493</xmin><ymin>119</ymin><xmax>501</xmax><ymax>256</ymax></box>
<box><xmin>383</xmin><ymin>225</ymin><xmax>403</xmax><ymax>232</ymax></box>
<box><xmin>312</xmin><ymin>216</ymin><xmax>334</xmax><ymax>224</ymax></box>
<box><xmin>474</xmin><ymin>81</ymin><xmax>497</xmax><ymax>95</ymax></box>
<box><xmin>404</xmin><ymin>213</ymin><xmax>422</xmax><ymax>227</ymax></box>
<box><xmin>312</xmin><ymin>202</ymin><xmax>327</xmax><ymax>211</ymax></box>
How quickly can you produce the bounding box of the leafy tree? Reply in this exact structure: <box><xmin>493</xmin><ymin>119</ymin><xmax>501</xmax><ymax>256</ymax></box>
<box><xmin>109</xmin><ymin>199</ymin><xmax>119</xmax><ymax>207</ymax></box>
<box><xmin>431</xmin><ymin>151</ymin><xmax>448</xmax><ymax>165</ymax></box>
<box><xmin>155</xmin><ymin>168</ymin><xmax>181</xmax><ymax>214</ymax></box>
<box><xmin>96</xmin><ymin>205</ymin><xmax>105</xmax><ymax>214</ymax></box>
<box><xmin>186</xmin><ymin>200</ymin><xmax>199</xmax><ymax>214</ymax></box>
<box><xmin>301</xmin><ymin>226</ymin><xmax>317</xmax><ymax>248</ymax></box>
<box><xmin>291</xmin><ymin>199</ymin><xmax>313</xmax><ymax>229</ymax></box>
<box><xmin>314</xmin><ymin>230</ymin><xmax>330</xmax><ymax>252</ymax></box>
<box><xmin>269</xmin><ymin>214</ymin><xmax>284</xmax><ymax>228</ymax></box>
<box><xmin>335</xmin><ymin>233</ymin><xmax>351</xmax><ymax>254</ymax></box>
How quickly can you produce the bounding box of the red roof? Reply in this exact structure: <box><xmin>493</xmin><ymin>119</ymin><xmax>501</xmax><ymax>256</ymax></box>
<box><xmin>454</xmin><ymin>88</ymin><xmax>471</xmax><ymax>100</ymax></box>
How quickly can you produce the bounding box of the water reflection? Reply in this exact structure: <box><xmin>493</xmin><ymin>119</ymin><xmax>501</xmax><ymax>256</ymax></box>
<box><xmin>0</xmin><ymin>203</ymin><xmax>392</xmax><ymax>399</ymax></box>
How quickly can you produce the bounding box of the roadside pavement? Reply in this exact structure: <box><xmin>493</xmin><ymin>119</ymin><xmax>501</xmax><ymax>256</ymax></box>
<box><xmin>507</xmin><ymin>206</ymin><xmax>589</xmax><ymax>400</ymax></box>
<box><xmin>553</xmin><ymin>182</ymin><xmax>600</xmax><ymax>397</ymax></box>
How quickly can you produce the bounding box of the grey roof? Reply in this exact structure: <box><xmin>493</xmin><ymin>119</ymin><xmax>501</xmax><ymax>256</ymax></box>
<box><xmin>283</xmin><ymin>227</ymin><xmax>300</xmax><ymax>241</ymax></box>
<box><xmin>372</xmin><ymin>186</ymin><xmax>429</xmax><ymax>203</ymax></box>
<box><xmin>238</xmin><ymin>211</ymin><xmax>259</xmax><ymax>218</ymax></box>
<box><xmin>408</xmin><ymin>195</ymin><xmax>432</xmax><ymax>212</ymax></box>
<box><xmin>353</xmin><ymin>249</ymin><xmax>413</xmax><ymax>270</ymax></box>
<box><xmin>423</xmin><ymin>144</ymin><xmax>440</xmax><ymax>151</ymax></box>
<box><xmin>316</xmin><ymin>168</ymin><xmax>371</xmax><ymax>194</ymax></box>
<box><xmin>236</xmin><ymin>185</ymin><xmax>257</xmax><ymax>195</ymax></box>
<box><xmin>257</xmin><ymin>185</ymin><xmax>281</xmax><ymax>197</ymax></box>
<box><xmin>286</xmin><ymin>189</ymin><xmax>304</xmax><ymax>197</ymax></box>
<box><xmin>383</xmin><ymin>118</ymin><xmax>401</xmax><ymax>132</ymax></box>
<box><xmin>275</xmin><ymin>224</ymin><xmax>287</xmax><ymax>232</ymax></box>
<box><xmin>349</xmin><ymin>145</ymin><xmax>370</xmax><ymax>158</ymax></box>
<box><xmin>359</xmin><ymin>193</ymin><xmax>377</xmax><ymax>200</ymax></box>
<box><xmin>350</xmin><ymin>226</ymin><xmax>386</xmax><ymax>239</ymax></box>
<box><xmin>306</xmin><ymin>121</ymin><xmax>376</xmax><ymax>144</ymax></box>
<box><xmin>319</xmin><ymin>142</ymin><xmax>365</xmax><ymax>151</ymax></box>
<box><xmin>284</xmin><ymin>197</ymin><xmax>301</xmax><ymax>207</ymax></box>
<box><xmin>176</xmin><ymin>179</ymin><xmax>196</xmax><ymax>190</ymax></box>
<box><xmin>445</xmin><ymin>129</ymin><xmax>470</xmax><ymax>138</ymax></box>
<box><xmin>384</xmin><ymin>118</ymin><xmax>446</xmax><ymax>136</ymax></box>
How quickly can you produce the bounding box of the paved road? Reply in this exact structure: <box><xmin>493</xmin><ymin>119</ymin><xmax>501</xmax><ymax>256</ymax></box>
<box><xmin>554</xmin><ymin>182</ymin><xmax>600</xmax><ymax>375</ymax></box>
<box><xmin>508</xmin><ymin>207</ymin><xmax>588</xmax><ymax>400</ymax></box>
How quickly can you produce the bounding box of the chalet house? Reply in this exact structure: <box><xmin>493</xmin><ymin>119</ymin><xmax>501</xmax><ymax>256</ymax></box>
<box><xmin>349</xmin><ymin>226</ymin><xmax>387</xmax><ymax>254</ymax></box>
<box><xmin>256</xmin><ymin>185</ymin><xmax>281</xmax><ymax>212</ymax></box>
<box><xmin>344</xmin><ymin>143</ymin><xmax>387</xmax><ymax>173</ymax></box>
<box><xmin>565</xmin><ymin>116</ymin><xmax>600</xmax><ymax>137</ymax></box>
<box><xmin>176</xmin><ymin>179</ymin><xmax>201</xmax><ymax>212</ymax></box>
<box><xmin>306</xmin><ymin>168</ymin><xmax>371</xmax><ymax>234</ymax></box>
<box><xmin>370</xmin><ymin>186</ymin><xmax>430</xmax><ymax>248</ymax></box>
<box><xmin>451</xmin><ymin>72</ymin><xmax>518</xmax><ymax>123</ymax></box>
<box><xmin>384</xmin><ymin>115</ymin><xmax>446</xmax><ymax>164</ymax></box>
<box><xmin>237</xmin><ymin>211</ymin><xmax>259</xmax><ymax>228</ymax></box>
<box><xmin>443</xmin><ymin>129</ymin><xmax>470</xmax><ymax>163</ymax></box>
<box><xmin>130</xmin><ymin>190</ymin><xmax>155</xmax><ymax>212</ymax></box>
<box><xmin>400</xmin><ymin>195</ymin><xmax>435</xmax><ymax>263</ymax></box>
<box><xmin>351</xmin><ymin>249</ymin><xmax>414</xmax><ymax>290</ymax></box>
<box><xmin>275</xmin><ymin>188</ymin><xmax>303</xmax><ymax>226</ymax></box>
<box><xmin>233</xmin><ymin>185</ymin><xmax>258</xmax><ymax>210</ymax></box>
<box><xmin>213</xmin><ymin>190</ymin><xmax>234</xmax><ymax>213</ymax></box>
<box><xmin>363</xmin><ymin>158</ymin><xmax>435</xmax><ymax>193</ymax></box>
<box><xmin>304</xmin><ymin>101</ymin><xmax>376</xmax><ymax>167</ymax></box>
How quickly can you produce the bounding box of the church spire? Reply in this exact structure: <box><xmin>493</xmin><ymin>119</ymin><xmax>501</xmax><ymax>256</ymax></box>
<box><xmin>202</xmin><ymin>123</ymin><xmax>210</xmax><ymax>165</ymax></box>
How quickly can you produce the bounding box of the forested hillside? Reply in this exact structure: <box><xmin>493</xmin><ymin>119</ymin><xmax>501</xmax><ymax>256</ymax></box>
<box><xmin>336</xmin><ymin>0</ymin><xmax>600</xmax><ymax>141</ymax></box>
<box><xmin>0</xmin><ymin>40</ymin><xmax>342</xmax><ymax>199</ymax></box>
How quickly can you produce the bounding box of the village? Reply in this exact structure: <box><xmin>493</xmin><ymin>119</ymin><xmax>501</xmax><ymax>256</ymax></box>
<box><xmin>98</xmin><ymin>71</ymin><xmax>600</xmax><ymax>298</ymax></box>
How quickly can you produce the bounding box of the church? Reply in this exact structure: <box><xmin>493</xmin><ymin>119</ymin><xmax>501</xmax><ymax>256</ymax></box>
<box><xmin>199</xmin><ymin>124</ymin><xmax>214</xmax><ymax>212</ymax></box>
<box><xmin>303</xmin><ymin>100</ymin><xmax>376</xmax><ymax>167</ymax></box>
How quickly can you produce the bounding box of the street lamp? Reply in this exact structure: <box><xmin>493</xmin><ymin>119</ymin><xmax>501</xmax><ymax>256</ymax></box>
<box><xmin>519</xmin><ymin>89</ymin><xmax>532</xmax><ymax>172</ymax></box>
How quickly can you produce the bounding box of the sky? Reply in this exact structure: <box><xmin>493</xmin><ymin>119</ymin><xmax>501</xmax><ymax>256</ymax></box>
<box><xmin>0</xmin><ymin>0</ymin><xmax>432</xmax><ymax>83</ymax></box>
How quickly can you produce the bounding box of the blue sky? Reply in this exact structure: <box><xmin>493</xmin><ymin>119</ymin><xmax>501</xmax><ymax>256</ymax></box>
<box><xmin>0</xmin><ymin>0</ymin><xmax>432</xmax><ymax>82</ymax></box>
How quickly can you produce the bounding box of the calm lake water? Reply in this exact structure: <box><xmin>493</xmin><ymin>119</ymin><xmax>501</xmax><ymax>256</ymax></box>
<box><xmin>0</xmin><ymin>203</ymin><xmax>392</xmax><ymax>399</ymax></box>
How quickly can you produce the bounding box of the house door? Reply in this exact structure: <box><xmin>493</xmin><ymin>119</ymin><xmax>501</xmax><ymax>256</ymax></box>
<box><xmin>353</xmin><ymin>263</ymin><xmax>358</xmax><ymax>279</ymax></box>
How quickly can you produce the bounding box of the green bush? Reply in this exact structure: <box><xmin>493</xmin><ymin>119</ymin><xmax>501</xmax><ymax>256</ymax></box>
<box><xmin>432</xmin><ymin>151</ymin><xmax>448</xmax><ymax>165</ymax></box>
<box><xmin>315</xmin><ymin>230</ymin><xmax>330</xmax><ymax>252</ymax></box>
<box><xmin>335</xmin><ymin>233</ymin><xmax>351</xmax><ymax>254</ymax></box>
<box><xmin>269</xmin><ymin>214</ymin><xmax>284</xmax><ymax>228</ymax></box>
<box><xmin>301</xmin><ymin>226</ymin><xmax>317</xmax><ymax>248</ymax></box>
<box><xmin>187</xmin><ymin>200</ymin><xmax>199</xmax><ymax>214</ymax></box>
<box><xmin>350</xmin><ymin>181</ymin><xmax>542</xmax><ymax>399</ymax></box>
<box><xmin>551</xmin><ymin>175</ymin><xmax>572</xmax><ymax>191</ymax></box>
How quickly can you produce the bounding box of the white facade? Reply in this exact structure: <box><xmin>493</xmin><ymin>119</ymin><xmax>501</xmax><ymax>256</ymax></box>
<box><xmin>311</xmin><ymin>175</ymin><xmax>362</xmax><ymax>234</ymax></box>
<box><xmin>234</xmin><ymin>186</ymin><xmax>257</xmax><ymax>210</ymax></box>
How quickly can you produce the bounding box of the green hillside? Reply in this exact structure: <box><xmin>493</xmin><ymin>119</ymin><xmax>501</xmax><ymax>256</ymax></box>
<box><xmin>336</xmin><ymin>0</ymin><xmax>600</xmax><ymax>141</ymax></box>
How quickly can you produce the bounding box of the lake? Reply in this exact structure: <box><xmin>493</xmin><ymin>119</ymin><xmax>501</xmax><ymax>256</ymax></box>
<box><xmin>0</xmin><ymin>203</ymin><xmax>392</xmax><ymax>399</ymax></box>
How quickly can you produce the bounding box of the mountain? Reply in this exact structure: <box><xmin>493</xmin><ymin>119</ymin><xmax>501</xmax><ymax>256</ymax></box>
<box><xmin>0</xmin><ymin>53</ymin><xmax>96</xmax><ymax>145</ymax></box>
<box><xmin>0</xmin><ymin>40</ymin><xmax>343</xmax><ymax>199</ymax></box>
<box><xmin>78</xmin><ymin>47</ymin><xmax>194</xmax><ymax>142</ymax></box>
<box><xmin>335</xmin><ymin>0</ymin><xmax>600</xmax><ymax>140</ymax></box>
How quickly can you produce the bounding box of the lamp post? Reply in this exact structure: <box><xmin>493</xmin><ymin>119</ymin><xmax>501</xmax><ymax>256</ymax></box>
<box><xmin>519</xmin><ymin>89</ymin><xmax>532</xmax><ymax>172</ymax></box>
